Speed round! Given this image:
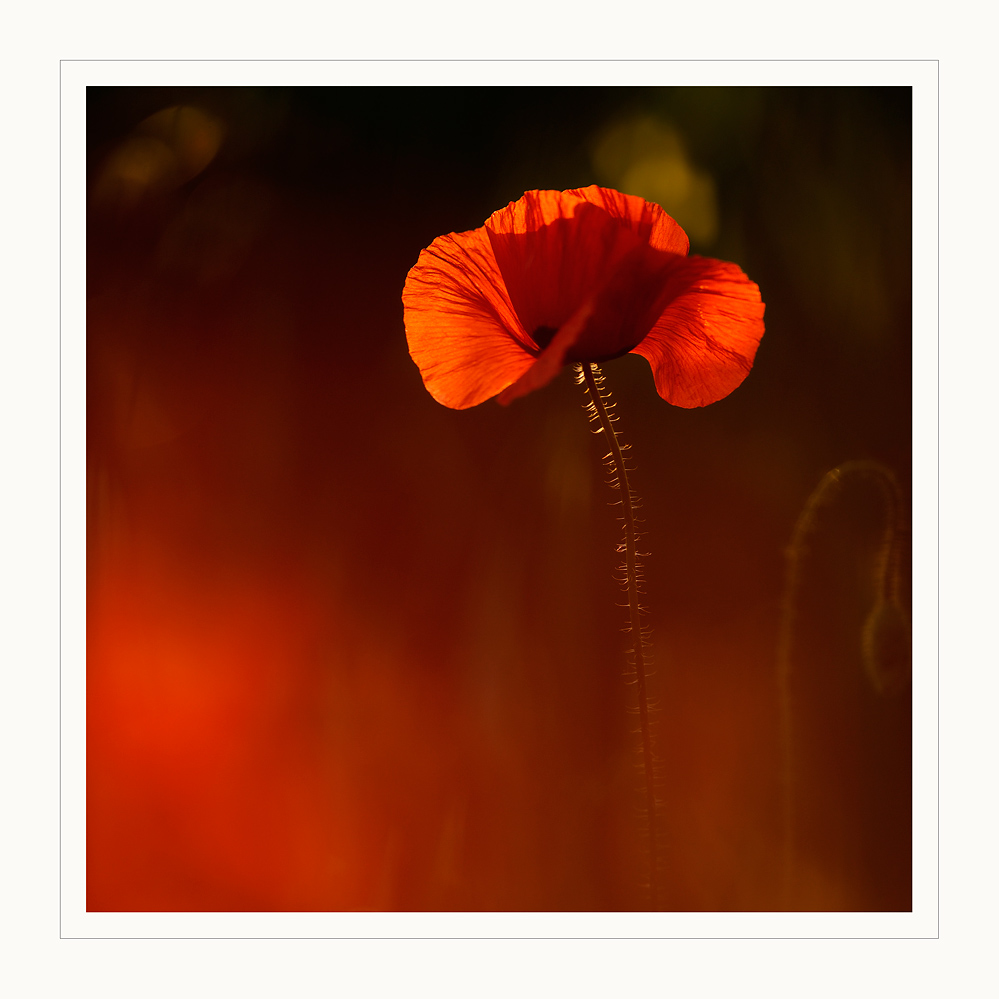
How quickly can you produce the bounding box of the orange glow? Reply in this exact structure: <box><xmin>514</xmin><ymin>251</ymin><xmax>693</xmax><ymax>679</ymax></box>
<box><xmin>87</xmin><ymin>527</ymin><xmax>477</xmax><ymax>911</ymax></box>
<box><xmin>403</xmin><ymin>186</ymin><xmax>764</xmax><ymax>410</ymax></box>
<box><xmin>137</xmin><ymin>106</ymin><xmax>224</xmax><ymax>182</ymax></box>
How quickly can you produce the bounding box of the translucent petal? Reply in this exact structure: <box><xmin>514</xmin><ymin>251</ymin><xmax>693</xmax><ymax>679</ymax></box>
<box><xmin>484</xmin><ymin>186</ymin><xmax>688</xmax><ymax>340</ymax></box>
<box><xmin>630</xmin><ymin>256</ymin><xmax>765</xmax><ymax>408</ymax></box>
<box><xmin>402</xmin><ymin>226</ymin><xmax>535</xmax><ymax>409</ymax></box>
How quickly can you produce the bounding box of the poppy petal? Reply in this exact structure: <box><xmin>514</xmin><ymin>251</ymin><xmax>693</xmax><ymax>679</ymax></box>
<box><xmin>630</xmin><ymin>256</ymin><xmax>765</xmax><ymax>408</ymax></box>
<box><xmin>484</xmin><ymin>186</ymin><xmax>689</xmax><ymax>338</ymax></box>
<box><xmin>577</xmin><ymin>185</ymin><xmax>690</xmax><ymax>256</ymax></box>
<box><xmin>403</xmin><ymin>226</ymin><xmax>535</xmax><ymax>410</ymax></box>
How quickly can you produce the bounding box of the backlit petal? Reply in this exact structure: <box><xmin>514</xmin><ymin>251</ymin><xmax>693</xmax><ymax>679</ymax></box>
<box><xmin>630</xmin><ymin>256</ymin><xmax>765</xmax><ymax>408</ymax></box>
<box><xmin>403</xmin><ymin>226</ymin><xmax>535</xmax><ymax>409</ymax></box>
<box><xmin>484</xmin><ymin>186</ymin><xmax>689</xmax><ymax>338</ymax></box>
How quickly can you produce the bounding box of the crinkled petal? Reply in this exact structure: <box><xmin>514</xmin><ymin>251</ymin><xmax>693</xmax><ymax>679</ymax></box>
<box><xmin>630</xmin><ymin>256</ymin><xmax>765</xmax><ymax>408</ymax></box>
<box><xmin>484</xmin><ymin>186</ymin><xmax>689</xmax><ymax>338</ymax></box>
<box><xmin>403</xmin><ymin>226</ymin><xmax>535</xmax><ymax>409</ymax></box>
<box><xmin>582</xmin><ymin>185</ymin><xmax>691</xmax><ymax>255</ymax></box>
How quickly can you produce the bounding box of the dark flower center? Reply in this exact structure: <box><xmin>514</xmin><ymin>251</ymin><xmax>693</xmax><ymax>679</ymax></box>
<box><xmin>531</xmin><ymin>325</ymin><xmax>557</xmax><ymax>352</ymax></box>
<box><xmin>531</xmin><ymin>322</ymin><xmax>639</xmax><ymax>364</ymax></box>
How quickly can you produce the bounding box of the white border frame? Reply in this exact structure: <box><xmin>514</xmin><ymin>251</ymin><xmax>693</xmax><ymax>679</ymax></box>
<box><xmin>61</xmin><ymin>60</ymin><xmax>938</xmax><ymax>939</ymax></box>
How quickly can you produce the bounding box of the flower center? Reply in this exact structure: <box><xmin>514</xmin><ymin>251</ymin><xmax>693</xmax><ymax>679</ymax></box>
<box><xmin>531</xmin><ymin>325</ymin><xmax>557</xmax><ymax>352</ymax></box>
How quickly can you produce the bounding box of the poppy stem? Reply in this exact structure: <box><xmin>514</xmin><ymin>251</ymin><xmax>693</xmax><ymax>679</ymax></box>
<box><xmin>578</xmin><ymin>362</ymin><xmax>660</xmax><ymax>909</ymax></box>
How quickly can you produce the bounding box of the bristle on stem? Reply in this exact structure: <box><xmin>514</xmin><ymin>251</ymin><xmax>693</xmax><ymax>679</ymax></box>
<box><xmin>577</xmin><ymin>362</ymin><xmax>663</xmax><ymax>909</ymax></box>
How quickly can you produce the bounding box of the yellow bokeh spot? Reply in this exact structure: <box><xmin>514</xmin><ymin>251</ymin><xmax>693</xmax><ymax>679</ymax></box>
<box><xmin>591</xmin><ymin>116</ymin><xmax>719</xmax><ymax>247</ymax></box>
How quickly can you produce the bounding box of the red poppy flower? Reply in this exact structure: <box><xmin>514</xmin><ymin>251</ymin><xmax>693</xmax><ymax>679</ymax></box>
<box><xmin>403</xmin><ymin>186</ymin><xmax>765</xmax><ymax>410</ymax></box>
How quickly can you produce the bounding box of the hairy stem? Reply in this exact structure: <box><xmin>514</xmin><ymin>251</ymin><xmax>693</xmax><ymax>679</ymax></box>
<box><xmin>579</xmin><ymin>362</ymin><xmax>660</xmax><ymax>908</ymax></box>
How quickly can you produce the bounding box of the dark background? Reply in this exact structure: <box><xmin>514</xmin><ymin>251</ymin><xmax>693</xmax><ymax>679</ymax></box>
<box><xmin>86</xmin><ymin>86</ymin><xmax>912</xmax><ymax>912</ymax></box>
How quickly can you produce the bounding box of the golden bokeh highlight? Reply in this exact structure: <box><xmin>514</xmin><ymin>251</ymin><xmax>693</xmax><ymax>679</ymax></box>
<box><xmin>591</xmin><ymin>116</ymin><xmax>718</xmax><ymax>247</ymax></box>
<box><xmin>95</xmin><ymin>106</ymin><xmax>224</xmax><ymax>209</ymax></box>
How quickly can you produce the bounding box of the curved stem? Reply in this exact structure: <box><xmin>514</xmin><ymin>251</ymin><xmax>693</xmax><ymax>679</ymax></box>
<box><xmin>580</xmin><ymin>362</ymin><xmax>660</xmax><ymax>908</ymax></box>
<box><xmin>776</xmin><ymin>459</ymin><xmax>906</xmax><ymax>907</ymax></box>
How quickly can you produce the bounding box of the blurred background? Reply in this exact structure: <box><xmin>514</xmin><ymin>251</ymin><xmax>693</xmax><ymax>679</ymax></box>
<box><xmin>86</xmin><ymin>86</ymin><xmax>912</xmax><ymax>912</ymax></box>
